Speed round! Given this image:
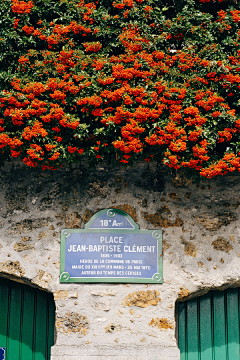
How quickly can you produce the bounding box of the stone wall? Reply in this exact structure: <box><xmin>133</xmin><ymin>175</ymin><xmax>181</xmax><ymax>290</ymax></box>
<box><xmin>0</xmin><ymin>161</ymin><xmax>240</xmax><ymax>360</ymax></box>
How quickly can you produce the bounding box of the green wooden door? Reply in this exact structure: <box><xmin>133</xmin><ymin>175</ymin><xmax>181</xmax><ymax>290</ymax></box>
<box><xmin>178</xmin><ymin>288</ymin><xmax>240</xmax><ymax>360</ymax></box>
<box><xmin>0</xmin><ymin>277</ymin><xmax>55</xmax><ymax>360</ymax></box>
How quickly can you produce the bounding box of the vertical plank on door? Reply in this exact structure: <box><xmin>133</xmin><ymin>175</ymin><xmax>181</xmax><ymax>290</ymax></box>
<box><xmin>186</xmin><ymin>298</ymin><xmax>199</xmax><ymax>360</ymax></box>
<box><xmin>7</xmin><ymin>281</ymin><xmax>22</xmax><ymax>360</ymax></box>
<box><xmin>34</xmin><ymin>290</ymin><xmax>48</xmax><ymax>360</ymax></box>
<box><xmin>0</xmin><ymin>278</ymin><xmax>10</xmax><ymax>351</ymax></box>
<box><xmin>226</xmin><ymin>288</ymin><xmax>239</xmax><ymax>360</ymax></box>
<box><xmin>212</xmin><ymin>290</ymin><xmax>227</xmax><ymax>360</ymax></box>
<box><xmin>47</xmin><ymin>293</ymin><xmax>55</xmax><ymax>360</ymax></box>
<box><xmin>178</xmin><ymin>301</ymin><xmax>186</xmax><ymax>360</ymax></box>
<box><xmin>199</xmin><ymin>293</ymin><xmax>213</xmax><ymax>360</ymax></box>
<box><xmin>21</xmin><ymin>284</ymin><xmax>35</xmax><ymax>360</ymax></box>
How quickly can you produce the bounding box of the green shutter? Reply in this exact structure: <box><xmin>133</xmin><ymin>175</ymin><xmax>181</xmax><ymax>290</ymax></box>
<box><xmin>0</xmin><ymin>277</ymin><xmax>55</xmax><ymax>360</ymax></box>
<box><xmin>178</xmin><ymin>288</ymin><xmax>240</xmax><ymax>360</ymax></box>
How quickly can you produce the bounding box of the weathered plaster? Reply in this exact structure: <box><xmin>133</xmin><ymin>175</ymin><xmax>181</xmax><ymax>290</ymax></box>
<box><xmin>0</xmin><ymin>161</ymin><xmax>240</xmax><ymax>359</ymax></box>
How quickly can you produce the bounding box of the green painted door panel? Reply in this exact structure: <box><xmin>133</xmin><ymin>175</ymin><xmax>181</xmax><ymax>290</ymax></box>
<box><xmin>186</xmin><ymin>299</ymin><xmax>199</xmax><ymax>360</ymax></box>
<box><xmin>7</xmin><ymin>281</ymin><xmax>22</xmax><ymax>360</ymax></box>
<box><xmin>213</xmin><ymin>291</ymin><xmax>227</xmax><ymax>360</ymax></box>
<box><xmin>226</xmin><ymin>288</ymin><xmax>239</xmax><ymax>360</ymax></box>
<box><xmin>21</xmin><ymin>285</ymin><xmax>35</xmax><ymax>360</ymax></box>
<box><xmin>199</xmin><ymin>293</ymin><xmax>212</xmax><ymax>360</ymax></box>
<box><xmin>178</xmin><ymin>288</ymin><xmax>240</xmax><ymax>360</ymax></box>
<box><xmin>0</xmin><ymin>277</ymin><xmax>55</xmax><ymax>360</ymax></box>
<box><xmin>178</xmin><ymin>302</ymin><xmax>186</xmax><ymax>360</ymax></box>
<box><xmin>35</xmin><ymin>291</ymin><xmax>48</xmax><ymax>360</ymax></box>
<box><xmin>0</xmin><ymin>278</ymin><xmax>9</xmax><ymax>350</ymax></box>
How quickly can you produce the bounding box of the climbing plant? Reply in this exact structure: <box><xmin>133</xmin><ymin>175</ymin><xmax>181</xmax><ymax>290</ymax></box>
<box><xmin>0</xmin><ymin>0</ymin><xmax>240</xmax><ymax>177</ymax></box>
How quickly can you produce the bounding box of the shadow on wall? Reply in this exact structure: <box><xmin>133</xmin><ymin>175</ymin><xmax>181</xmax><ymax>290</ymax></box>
<box><xmin>0</xmin><ymin>276</ymin><xmax>55</xmax><ymax>360</ymax></box>
<box><xmin>175</xmin><ymin>287</ymin><xmax>240</xmax><ymax>360</ymax></box>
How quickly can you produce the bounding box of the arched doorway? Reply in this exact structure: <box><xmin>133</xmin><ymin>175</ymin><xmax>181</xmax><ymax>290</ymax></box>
<box><xmin>177</xmin><ymin>287</ymin><xmax>239</xmax><ymax>360</ymax></box>
<box><xmin>0</xmin><ymin>277</ymin><xmax>55</xmax><ymax>360</ymax></box>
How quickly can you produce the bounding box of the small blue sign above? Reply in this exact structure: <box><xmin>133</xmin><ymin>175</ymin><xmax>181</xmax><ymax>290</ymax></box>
<box><xmin>89</xmin><ymin>210</ymin><xmax>135</xmax><ymax>230</ymax></box>
<box><xmin>0</xmin><ymin>348</ymin><xmax>5</xmax><ymax>360</ymax></box>
<box><xmin>60</xmin><ymin>209</ymin><xmax>162</xmax><ymax>284</ymax></box>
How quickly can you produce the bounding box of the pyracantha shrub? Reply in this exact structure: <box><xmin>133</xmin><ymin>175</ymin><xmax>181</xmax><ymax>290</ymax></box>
<box><xmin>0</xmin><ymin>0</ymin><xmax>240</xmax><ymax>176</ymax></box>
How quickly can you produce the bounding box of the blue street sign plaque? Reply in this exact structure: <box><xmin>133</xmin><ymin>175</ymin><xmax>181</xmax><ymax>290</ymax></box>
<box><xmin>0</xmin><ymin>348</ymin><xmax>5</xmax><ymax>360</ymax></box>
<box><xmin>60</xmin><ymin>209</ymin><xmax>162</xmax><ymax>283</ymax></box>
